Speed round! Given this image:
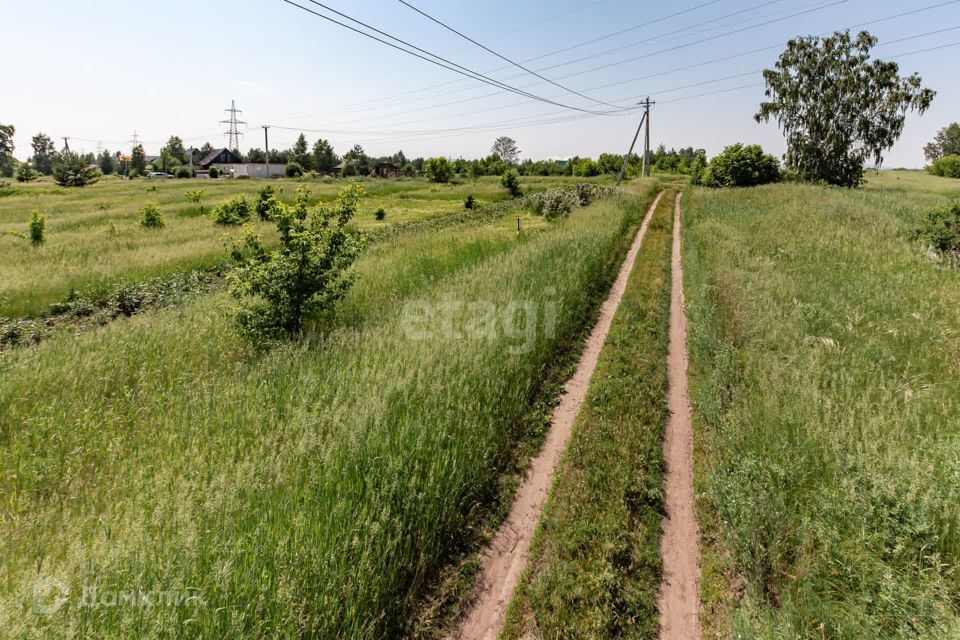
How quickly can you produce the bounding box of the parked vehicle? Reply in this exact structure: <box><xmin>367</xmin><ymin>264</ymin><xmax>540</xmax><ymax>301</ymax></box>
<box><xmin>146</xmin><ymin>172</ymin><xmax>174</xmax><ymax>179</ymax></box>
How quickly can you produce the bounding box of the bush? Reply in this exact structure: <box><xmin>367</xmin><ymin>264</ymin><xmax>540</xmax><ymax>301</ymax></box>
<box><xmin>572</xmin><ymin>158</ymin><xmax>602</xmax><ymax>177</ymax></box>
<box><xmin>175</xmin><ymin>166</ymin><xmax>191</xmax><ymax>179</ymax></box>
<box><xmin>702</xmin><ymin>144</ymin><xmax>781</xmax><ymax>188</ymax></box>
<box><xmin>229</xmin><ymin>185</ymin><xmax>367</xmax><ymax>337</ymax></box>
<box><xmin>185</xmin><ymin>189</ymin><xmax>204</xmax><ymax>215</ymax></box>
<box><xmin>255</xmin><ymin>185</ymin><xmax>279</xmax><ymax>221</ymax></box>
<box><xmin>139</xmin><ymin>202</ymin><xmax>165</xmax><ymax>229</ymax></box>
<box><xmin>464</xmin><ymin>194</ymin><xmax>476</xmax><ymax>209</ymax></box>
<box><xmin>375</xmin><ymin>207</ymin><xmax>386</xmax><ymax>221</ymax></box>
<box><xmin>213</xmin><ymin>194</ymin><xmax>253</xmax><ymax>225</ymax></box>
<box><xmin>929</xmin><ymin>155</ymin><xmax>960</xmax><ymax>179</ymax></box>
<box><xmin>285</xmin><ymin>161</ymin><xmax>303</xmax><ymax>178</ymax></box>
<box><xmin>53</xmin><ymin>152</ymin><xmax>100</xmax><ymax>187</ymax></box>
<box><xmin>208</xmin><ymin>166</ymin><xmax>220</xmax><ymax>179</ymax></box>
<box><xmin>15</xmin><ymin>162</ymin><xmax>38</xmax><ymax>182</ymax></box>
<box><xmin>29</xmin><ymin>210</ymin><xmax>45</xmax><ymax>245</ymax></box>
<box><xmin>913</xmin><ymin>201</ymin><xmax>960</xmax><ymax>254</ymax></box>
<box><xmin>423</xmin><ymin>157</ymin><xmax>453</xmax><ymax>183</ymax></box>
<box><xmin>501</xmin><ymin>168</ymin><xmax>522</xmax><ymax>197</ymax></box>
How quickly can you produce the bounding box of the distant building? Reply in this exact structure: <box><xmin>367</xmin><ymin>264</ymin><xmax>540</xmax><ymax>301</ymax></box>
<box><xmin>199</xmin><ymin>148</ymin><xmax>243</xmax><ymax>169</ymax></box>
<box><xmin>374</xmin><ymin>162</ymin><xmax>400</xmax><ymax>178</ymax></box>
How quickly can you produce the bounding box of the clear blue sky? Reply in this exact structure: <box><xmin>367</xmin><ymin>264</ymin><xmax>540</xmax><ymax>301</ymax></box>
<box><xmin>5</xmin><ymin>0</ymin><xmax>959</xmax><ymax>166</ymax></box>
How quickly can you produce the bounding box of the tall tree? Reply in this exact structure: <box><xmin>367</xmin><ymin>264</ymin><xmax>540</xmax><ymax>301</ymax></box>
<box><xmin>491</xmin><ymin>136</ymin><xmax>520</xmax><ymax>165</ymax></box>
<box><xmin>312</xmin><ymin>138</ymin><xmax>338</xmax><ymax>173</ymax></box>
<box><xmin>130</xmin><ymin>144</ymin><xmax>147</xmax><ymax>176</ymax></box>
<box><xmin>98</xmin><ymin>149</ymin><xmax>115</xmax><ymax>175</ymax></box>
<box><xmin>53</xmin><ymin>151</ymin><xmax>100</xmax><ymax>187</ymax></box>
<box><xmin>199</xmin><ymin>142</ymin><xmax>214</xmax><ymax>157</ymax></box>
<box><xmin>31</xmin><ymin>133</ymin><xmax>56</xmax><ymax>175</ymax></box>
<box><xmin>345</xmin><ymin>144</ymin><xmax>370</xmax><ymax>175</ymax></box>
<box><xmin>924</xmin><ymin>123</ymin><xmax>960</xmax><ymax>161</ymax></box>
<box><xmin>756</xmin><ymin>30</ymin><xmax>935</xmax><ymax>188</ymax></box>
<box><xmin>163</xmin><ymin>136</ymin><xmax>188</xmax><ymax>164</ymax></box>
<box><xmin>0</xmin><ymin>124</ymin><xmax>14</xmax><ymax>178</ymax></box>
<box><xmin>292</xmin><ymin>133</ymin><xmax>311</xmax><ymax>170</ymax></box>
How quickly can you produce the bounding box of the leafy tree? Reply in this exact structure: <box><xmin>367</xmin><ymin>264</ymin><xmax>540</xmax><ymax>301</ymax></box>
<box><xmin>701</xmin><ymin>144</ymin><xmax>781</xmax><ymax>188</ymax></box>
<box><xmin>31</xmin><ymin>133</ymin><xmax>56</xmax><ymax>175</ymax></box>
<box><xmin>501</xmin><ymin>168</ymin><xmax>521</xmax><ymax>197</ymax></box>
<box><xmin>0</xmin><ymin>124</ymin><xmax>14</xmax><ymax>177</ymax></box>
<box><xmin>292</xmin><ymin>133</ymin><xmax>311</xmax><ymax>171</ymax></box>
<box><xmin>345</xmin><ymin>144</ymin><xmax>370</xmax><ymax>175</ymax></box>
<box><xmin>929</xmin><ymin>156</ymin><xmax>960</xmax><ymax>179</ymax></box>
<box><xmin>255</xmin><ymin>185</ymin><xmax>280</xmax><ymax>221</ymax></box>
<box><xmin>130</xmin><ymin>144</ymin><xmax>147</xmax><ymax>176</ymax></box>
<box><xmin>158</xmin><ymin>148</ymin><xmax>176</xmax><ymax>173</ymax></box>
<box><xmin>185</xmin><ymin>189</ymin><xmax>205</xmax><ymax>215</ymax></box>
<box><xmin>924</xmin><ymin>123</ymin><xmax>960</xmax><ymax>161</ymax></box>
<box><xmin>213</xmin><ymin>194</ymin><xmax>253</xmax><ymax>225</ymax></box>
<box><xmin>573</xmin><ymin>158</ymin><xmax>601</xmax><ymax>177</ymax></box>
<box><xmin>391</xmin><ymin>150</ymin><xmax>407</xmax><ymax>167</ymax></box>
<box><xmin>139</xmin><ymin>202</ymin><xmax>165</xmax><ymax>228</ymax></box>
<box><xmin>199</xmin><ymin>142</ymin><xmax>214</xmax><ymax>157</ymax></box>
<box><xmin>285</xmin><ymin>161</ymin><xmax>304</xmax><ymax>178</ymax></box>
<box><xmin>163</xmin><ymin>136</ymin><xmax>188</xmax><ymax>164</ymax></box>
<box><xmin>423</xmin><ymin>156</ymin><xmax>453</xmax><ymax>183</ymax></box>
<box><xmin>246</xmin><ymin>148</ymin><xmax>267</xmax><ymax>163</ymax></box>
<box><xmin>98</xmin><ymin>149</ymin><xmax>115</xmax><ymax>175</ymax></box>
<box><xmin>53</xmin><ymin>151</ymin><xmax>100</xmax><ymax>187</ymax></box>
<box><xmin>491</xmin><ymin>136</ymin><xmax>520</xmax><ymax>165</ymax></box>
<box><xmin>912</xmin><ymin>201</ymin><xmax>960</xmax><ymax>253</ymax></box>
<box><xmin>15</xmin><ymin>162</ymin><xmax>39</xmax><ymax>182</ymax></box>
<box><xmin>209</xmin><ymin>166</ymin><xmax>220</xmax><ymax>179</ymax></box>
<box><xmin>756</xmin><ymin>30</ymin><xmax>935</xmax><ymax>188</ymax></box>
<box><xmin>29</xmin><ymin>210</ymin><xmax>45</xmax><ymax>245</ymax></box>
<box><xmin>312</xmin><ymin>139</ymin><xmax>338</xmax><ymax>173</ymax></box>
<box><xmin>229</xmin><ymin>185</ymin><xmax>367</xmax><ymax>337</ymax></box>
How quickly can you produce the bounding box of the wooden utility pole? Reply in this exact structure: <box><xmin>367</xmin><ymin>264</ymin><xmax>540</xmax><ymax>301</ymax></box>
<box><xmin>262</xmin><ymin>125</ymin><xmax>270</xmax><ymax>177</ymax></box>
<box><xmin>640</xmin><ymin>97</ymin><xmax>655</xmax><ymax>178</ymax></box>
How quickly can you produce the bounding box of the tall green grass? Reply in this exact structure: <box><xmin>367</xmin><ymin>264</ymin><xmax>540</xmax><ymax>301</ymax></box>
<box><xmin>502</xmin><ymin>191</ymin><xmax>674</xmax><ymax>639</ymax></box>
<box><xmin>684</xmin><ymin>182</ymin><xmax>960</xmax><ymax>639</ymax></box>
<box><xmin>1</xmin><ymin>182</ymin><xmax>658</xmax><ymax>638</ymax></box>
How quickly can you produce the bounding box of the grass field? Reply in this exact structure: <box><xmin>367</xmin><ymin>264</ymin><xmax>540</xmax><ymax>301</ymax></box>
<box><xmin>0</xmin><ymin>177</ymin><xmax>658</xmax><ymax>638</ymax></box>
<box><xmin>0</xmin><ymin>175</ymin><xmax>599</xmax><ymax>317</ymax></box>
<box><xmin>684</xmin><ymin>171</ymin><xmax>960</xmax><ymax>638</ymax></box>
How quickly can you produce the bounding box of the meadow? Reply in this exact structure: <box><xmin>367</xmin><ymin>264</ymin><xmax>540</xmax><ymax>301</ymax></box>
<box><xmin>0</xmin><ymin>175</ymin><xmax>658</xmax><ymax>638</ymax></box>
<box><xmin>0</xmin><ymin>174</ymin><xmax>598</xmax><ymax>317</ymax></box>
<box><xmin>684</xmin><ymin>171</ymin><xmax>960</xmax><ymax>638</ymax></box>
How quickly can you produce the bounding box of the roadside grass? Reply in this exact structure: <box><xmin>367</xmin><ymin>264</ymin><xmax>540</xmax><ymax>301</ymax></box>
<box><xmin>0</xmin><ymin>181</ymin><xmax>658</xmax><ymax>638</ymax></box>
<box><xmin>0</xmin><ymin>175</ymin><xmax>603</xmax><ymax>317</ymax></box>
<box><xmin>683</xmin><ymin>182</ymin><xmax>960</xmax><ymax>638</ymax></box>
<box><xmin>501</xmin><ymin>190</ymin><xmax>673</xmax><ymax>639</ymax></box>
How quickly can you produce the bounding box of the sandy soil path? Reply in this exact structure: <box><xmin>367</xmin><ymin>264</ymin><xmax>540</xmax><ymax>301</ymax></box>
<box><xmin>448</xmin><ymin>191</ymin><xmax>665</xmax><ymax>640</ymax></box>
<box><xmin>657</xmin><ymin>193</ymin><xmax>701</xmax><ymax>640</ymax></box>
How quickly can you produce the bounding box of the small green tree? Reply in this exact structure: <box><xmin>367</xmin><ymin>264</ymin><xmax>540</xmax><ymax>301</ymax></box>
<box><xmin>701</xmin><ymin>144</ymin><xmax>781</xmax><ymax>188</ymax></box>
<box><xmin>29</xmin><ymin>210</ymin><xmax>45</xmax><ymax>245</ymax></box>
<box><xmin>491</xmin><ymin>136</ymin><xmax>520</xmax><ymax>165</ymax></box>
<box><xmin>255</xmin><ymin>185</ymin><xmax>280</xmax><ymax>220</ymax></box>
<box><xmin>929</xmin><ymin>156</ymin><xmax>960</xmax><ymax>179</ymax></box>
<box><xmin>912</xmin><ymin>201</ymin><xmax>960</xmax><ymax>253</ymax></box>
<box><xmin>130</xmin><ymin>144</ymin><xmax>147</xmax><ymax>177</ymax></box>
<box><xmin>925</xmin><ymin>123</ymin><xmax>960</xmax><ymax>161</ymax></box>
<box><xmin>15</xmin><ymin>162</ymin><xmax>38</xmax><ymax>182</ymax></box>
<box><xmin>98</xmin><ymin>150</ymin><xmax>115</xmax><ymax>175</ymax></box>
<box><xmin>312</xmin><ymin>138</ymin><xmax>338</xmax><ymax>173</ymax></box>
<box><xmin>756</xmin><ymin>30</ymin><xmax>935</xmax><ymax>187</ymax></box>
<box><xmin>213</xmin><ymin>194</ymin><xmax>253</xmax><ymax>225</ymax></box>
<box><xmin>139</xmin><ymin>202</ymin><xmax>165</xmax><ymax>228</ymax></box>
<box><xmin>31</xmin><ymin>133</ymin><xmax>56</xmax><ymax>175</ymax></box>
<box><xmin>285</xmin><ymin>161</ymin><xmax>303</xmax><ymax>178</ymax></box>
<box><xmin>292</xmin><ymin>133</ymin><xmax>312</xmax><ymax>171</ymax></box>
<box><xmin>185</xmin><ymin>189</ymin><xmax>205</xmax><ymax>214</ymax></box>
<box><xmin>501</xmin><ymin>168</ymin><xmax>521</xmax><ymax>197</ymax></box>
<box><xmin>423</xmin><ymin>156</ymin><xmax>453</xmax><ymax>183</ymax></box>
<box><xmin>53</xmin><ymin>151</ymin><xmax>100</xmax><ymax>187</ymax></box>
<box><xmin>229</xmin><ymin>185</ymin><xmax>367</xmax><ymax>337</ymax></box>
<box><xmin>208</xmin><ymin>166</ymin><xmax>220</xmax><ymax>179</ymax></box>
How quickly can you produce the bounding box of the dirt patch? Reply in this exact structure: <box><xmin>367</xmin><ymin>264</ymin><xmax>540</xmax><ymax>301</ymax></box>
<box><xmin>448</xmin><ymin>191</ymin><xmax>665</xmax><ymax>640</ymax></box>
<box><xmin>657</xmin><ymin>193</ymin><xmax>701</xmax><ymax>639</ymax></box>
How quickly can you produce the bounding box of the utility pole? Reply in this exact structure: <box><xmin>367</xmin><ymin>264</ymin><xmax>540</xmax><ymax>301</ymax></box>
<box><xmin>220</xmin><ymin>100</ymin><xmax>246</xmax><ymax>153</ymax></box>
<box><xmin>62</xmin><ymin>137</ymin><xmax>71</xmax><ymax>153</ymax></box>
<box><xmin>262</xmin><ymin>125</ymin><xmax>270</xmax><ymax>176</ymax></box>
<box><xmin>616</xmin><ymin>110</ymin><xmax>646</xmax><ymax>186</ymax></box>
<box><xmin>640</xmin><ymin>97</ymin><xmax>654</xmax><ymax>178</ymax></box>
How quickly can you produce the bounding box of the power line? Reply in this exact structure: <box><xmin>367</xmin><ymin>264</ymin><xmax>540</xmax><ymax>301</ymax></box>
<box><xmin>395</xmin><ymin>0</ymin><xmax>620</xmax><ymax>109</ymax></box>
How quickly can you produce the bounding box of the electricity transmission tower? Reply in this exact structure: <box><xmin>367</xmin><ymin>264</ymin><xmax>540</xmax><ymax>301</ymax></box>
<box><xmin>616</xmin><ymin>97</ymin><xmax>655</xmax><ymax>185</ymax></box>
<box><xmin>128</xmin><ymin>131</ymin><xmax>141</xmax><ymax>152</ymax></box>
<box><xmin>220</xmin><ymin>100</ymin><xmax>246</xmax><ymax>152</ymax></box>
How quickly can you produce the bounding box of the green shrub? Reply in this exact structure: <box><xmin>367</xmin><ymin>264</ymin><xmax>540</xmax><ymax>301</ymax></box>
<box><xmin>255</xmin><ymin>185</ymin><xmax>279</xmax><ymax>221</ymax></box>
<box><xmin>501</xmin><ymin>168</ymin><xmax>522</xmax><ymax>197</ymax></box>
<box><xmin>285</xmin><ymin>161</ymin><xmax>303</xmax><ymax>178</ymax></box>
<box><xmin>464</xmin><ymin>194</ymin><xmax>476</xmax><ymax>209</ymax></box>
<box><xmin>913</xmin><ymin>201</ymin><xmax>960</xmax><ymax>253</ymax></box>
<box><xmin>423</xmin><ymin>157</ymin><xmax>453</xmax><ymax>183</ymax></box>
<box><xmin>208</xmin><ymin>166</ymin><xmax>220</xmax><ymax>179</ymax></box>
<box><xmin>229</xmin><ymin>185</ymin><xmax>367</xmax><ymax>337</ymax></box>
<box><xmin>175</xmin><ymin>166</ymin><xmax>191</xmax><ymax>179</ymax></box>
<box><xmin>929</xmin><ymin>155</ymin><xmax>960</xmax><ymax>179</ymax></box>
<box><xmin>15</xmin><ymin>162</ymin><xmax>38</xmax><ymax>182</ymax></box>
<box><xmin>52</xmin><ymin>152</ymin><xmax>100</xmax><ymax>187</ymax></box>
<box><xmin>29</xmin><ymin>210</ymin><xmax>45</xmax><ymax>245</ymax></box>
<box><xmin>572</xmin><ymin>158</ymin><xmax>602</xmax><ymax>177</ymax></box>
<box><xmin>375</xmin><ymin>207</ymin><xmax>386</xmax><ymax>221</ymax></box>
<box><xmin>213</xmin><ymin>194</ymin><xmax>252</xmax><ymax>225</ymax></box>
<box><xmin>702</xmin><ymin>144</ymin><xmax>781</xmax><ymax>188</ymax></box>
<box><xmin>185</xmin><ymin>189</ymin><xmax>204</xmax><ymax>215</ymax></box>
<box><xmin>139</xmin><ymin>202</ymin><xmax>165</xmax><ymax>229</ymax></box>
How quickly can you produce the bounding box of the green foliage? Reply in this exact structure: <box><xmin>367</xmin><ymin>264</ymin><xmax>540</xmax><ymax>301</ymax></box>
<box><xmin>757</xmin><ymin>30</ymin><xmax>935</xmax><ymax>188</ymax></box>
<box><xmin>130</xmin><ymin>144</ymin><xmax>147</xmax><ymax>177</ymax></box>
<box><xmin>491</xmin><ymin>136</ymin><xmax>521</xmax><ymax>165</ymax></box>
<box><xmin>291</xmin><ymin>133</ymin><xmax>311</xmax><ymax>171</ymax></box>
<box><xmin>285</xmin><ymin>161</ymin><xmax>303</xmax><ymax>178</ymax></box>
<box><xmin>913</xmin><ymin>201</ymin><xmax>960</xmax><ymax>253</ymax></box>
<box><xmin>255</xmin><ymin>185</ymin><xmax>280</xmax><ymax>221</ymax></box>
<box><xmin>29</xmin><ymin>209</ymin><xmax>45</xmax><ymax>245</ymax></box>
<box><xmin>345</xmin><ymin>144</ymin><xmax>370</xmax><ymax>176</ymax></box>
<box><xmin>0</xmin><ymin>124</ymin><xmax>14</xmax><ymax>175</ymax></box>
<box><xmin>208</xmin><ymin>166</ymin><xmax>220</xmax><ymax>179</ymax></box>
<box><xmin>924</xmin><ymin>123</ymin><xmax>960</xmax><ymax>161</ymax></box>
<box><xmin>501</xmin><ymin>168</ymin><xmax>522</xmax><ymax>197</ymax></box>
<box><xmin>464</xmin><ymin>194</ymin><xmax>475</xmax><ymax>209</ymax></box>
<box><xmin>31</xmin><ymin>133</ymin><xmax>56</xmax><ymax>175</ymax></box>
<box><xmin>928</xmin><ymin>155</ymin><xmax>960</xmax><ymax>179</ymax></box>
<box><xmin>185</xmin><ymin>189</ymin><xmax>204</xmax><ymax>214</ymax></box>
<box><xmin>15</xmin><ymin>162</ymin><xmax>38</xmax><ymax>182</ymax></box>
<box><xmin>524</xmin><ymin>183</ymin><xmax>616</xmax><ymax>219</ymax></box>
<box><xmin>701</xmin><ymin>144</ymin><xmax>781</xmax><ymax>188</ymax></box>
<box><xmin>572</xmin><ymin>158</ymin><xmax>601</xmax><ymax>177</ymax></box>
<box><xmin>98</xmin><ymin>150</ymin><xmax>115</xmax><ymax>175</ymax></box>
<box><xmin>374</xmin><ymin>207</ymin><xmax>386</xmax><ymax>221</ymax></box>
<box><xmin>163</xmin><ymin>136</ymin><xmax>188</xmax><ymax>164</ymax></box>
<box><xmin>423</xmin><ymin>156</ymin><xmax>453</xmax><ymax>183</ymax></box>
<box><xmin>139</xmin><ymin>202</ymin><xmax>165</xmax><ymax>229</ymax></box>
<box><xmin>229</xmin><ymin>185</ymin><xmax>367</xmax><ymax>337</ymax></box>
<box><xmin>311</xmin><ymin>138</ymin><xmax>338</xmax><ymax>173</ymax></box>
<box><xmin>213</xmin><ymin>194</ymin><xmax>253</xmax><ymax>225</ymax></box>
<box><xmin>53</xmin><ymin>151</ymin><xmax>101</xmax><ymax>187</ymax></box>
